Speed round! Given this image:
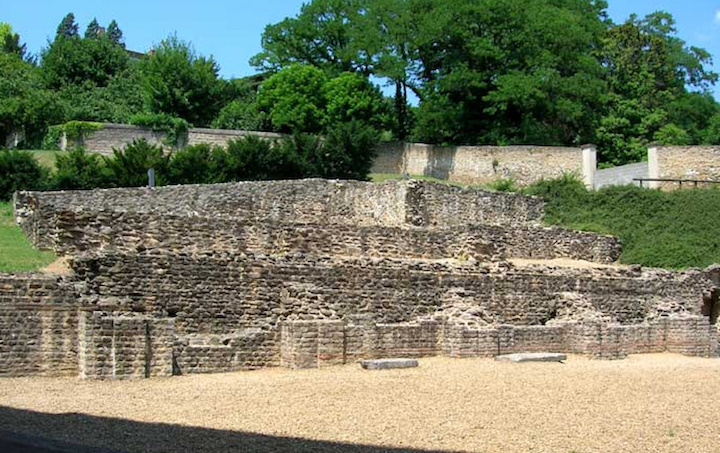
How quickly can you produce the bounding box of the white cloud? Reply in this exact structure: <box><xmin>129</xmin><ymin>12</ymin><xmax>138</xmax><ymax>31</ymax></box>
<box><xmin>716</xmin><ymin>10</ymin><xmax>720</xmax><ymax>23</ymax></box>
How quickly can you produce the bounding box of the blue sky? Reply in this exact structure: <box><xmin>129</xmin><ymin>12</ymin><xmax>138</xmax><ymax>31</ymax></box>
<box><xmin>3</xmin><ymin>0</ymin><xmax>720</xmax><ymax>98</ymax></box>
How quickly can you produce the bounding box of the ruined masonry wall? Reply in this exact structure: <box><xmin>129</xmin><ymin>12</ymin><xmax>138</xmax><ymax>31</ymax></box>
<box><xmin>42</xmin><ymin>210</ymin><xmax>620</xmax><ymax>263</ymax></box>
<box><xmin>0</xmin><ymin>274</ymin><xmax>78</xmax><ymax>376</ymax></box>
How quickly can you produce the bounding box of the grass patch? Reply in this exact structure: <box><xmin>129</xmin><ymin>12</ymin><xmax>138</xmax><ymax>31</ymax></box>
<box><xmin>0</xmin><ymin>202</ymin><xmax>56</xmax><ymax>272</ymax></box>
<box><xmin>525</xmin><ymin>175</ymin><xmax>720</xmax><ymax>269</ymax></box>
<box><xmin>28</xmin><ymin>150</ymin><xmax>67</xmax><ymax>170</ymax></box>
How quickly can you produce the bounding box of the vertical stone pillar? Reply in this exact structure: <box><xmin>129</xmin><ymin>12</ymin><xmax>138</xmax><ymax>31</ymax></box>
<box><xmin>647</xmin><ymin>146</ymin><xmax>660</xmax><ymax>189</ymax></box>
<box><xmin>581</xmin><ymin>144</ymin><xmax>597</xmax><ymax>190</ymax></box>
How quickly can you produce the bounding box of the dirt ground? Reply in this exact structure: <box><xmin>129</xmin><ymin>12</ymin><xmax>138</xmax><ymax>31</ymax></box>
<box><xmin>1</xmin><ymin>354</ymin><xmax>719</xmax><ymax>453</ymax></box>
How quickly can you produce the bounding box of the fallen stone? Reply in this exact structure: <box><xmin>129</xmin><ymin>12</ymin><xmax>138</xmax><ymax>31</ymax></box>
<box><xmin>360</xmin><ymin>358</ymin><xmax>419</xmax><ymax>370</ymax></box>
<box><xmin>494</xmin><ymin>353</ymin><xmax>567</xmax><ymax>363</ymax></box>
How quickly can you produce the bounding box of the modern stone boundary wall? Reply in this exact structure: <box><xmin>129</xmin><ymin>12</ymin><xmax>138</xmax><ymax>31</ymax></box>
<box><xmin>648</xmin><ymin>146</ymin><xmax>720</xmax><ymax>189</ymax></box>
<box><xmin>63</xmin><ymin>123</ymin><xmax>283</xmax><ymax>156</ymax></box>
<box><xmin>372</xmin><ymin>143</ymin><xmax>590</xmax><ymax>187</ymax></box>
<box><xmin>0</xmin><ymin>274</ymin><xmax>78</xmax><ymax>377</ymax></box>
<box><xmin>61</xmin><ymin>123</ymin><xmax>594</xmax><ymax>187</ymax></box>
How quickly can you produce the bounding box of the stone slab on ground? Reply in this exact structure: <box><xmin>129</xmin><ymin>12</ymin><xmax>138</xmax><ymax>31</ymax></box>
<box><xmin>494</xmin><ymin>353</ymin><xmax>567</xmax><ymax>363</ymax></box>
<box><xmin>360</xmin><ymin>359</ymin><xmax>419</xmax><ymax>370</ymax></box>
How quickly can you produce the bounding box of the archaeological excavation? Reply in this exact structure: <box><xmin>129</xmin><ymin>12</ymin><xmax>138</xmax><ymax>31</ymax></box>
<box><xmin>1</xmin><ymin>179</ymin><xmax>719</xmax><ymax>379</ymax></box>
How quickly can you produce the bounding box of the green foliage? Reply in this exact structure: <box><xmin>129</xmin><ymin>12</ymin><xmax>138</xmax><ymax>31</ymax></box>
<box><xmin>258</xmin><ymin>65</ymin><xmax>328</xmax><ymax>133</ymax></box>
<box><xmin>324</xmin><ymin>72</ymin><xmax>387</xmax><ymax>127</ymax></box>
<box><xmin>41</xmin><ymin>27</ymin><xmax>130</xmax><ymax>89</ymax></box>
<box><xmin>309</xmin><ymin>121</ymin><xmax>379</xmax><ymax>180</ymax></box>
<box><xmin>140</xmin><ymin>35</ymin><xmax>224</xmax><ymax>126</ymax></box>
<box><xmin>56</xmin><ymin>13</ymin><xmax>79</xmax><ymax>39</ymax></box>
<box><xmin>0</xmin><ymin>53</ymin><xmax>66</xmax><ymax>147</ymax></box>
<box><xmin>525</xmin><ymin>175</ymin><xmax>720</xmax><ymax>269</ymax></box>
<box><xmin>0</xmin><ymin>22</ymin><xmax>29</xmax><ymax>60</ymax></box>
<box><xmin>653</xmin><ymin>124</ymin><xmax>691</xmax><ymax>146</ymax></box>
<box><xmin>487</xmin><ymin>178</ymin><xmax>518</xmax><ymax>192</ymax></box>
<box><xmin>223</xmin><ymin>135</ymin><xmax>305</xmax><ymax>181</ymax></box>
<box><xmin>0</xmin><ymin>201</ymin><xmax>56</xmax><ymax>272</ymax></box>
<box><xmin>51</xmin><ymin>147</ymin><xmax>109</xmax><ymax>190</ymax></box>
<box><xmin>167</xmin><ymin>144</ymin><xmax>223</xmax><ymax>185</ymax></box>
<box><xmin>58</xmin><ymin>67</ymin><xmax>145</xmax><ymax>123</ymax></box>
<box><xmin>129</xmin><ymin>113</ymin><xmax>190</xmax><ymax>147</ymax></box>
<box><xmin>103</xmin><ymin>138</ymin><xmax>169</xmax><ymax>188</ymax></box>
<box><xmin>62</xmin><ymin>121</ymin><xmax>103</xmax><ymax>140</ymax></box>
<box><xmin>0</xmin><ymin>149</ymin><xmax>48</xmax><ymax>200</ymax></box>
<box><xmin>106</xmin><ymin>20</ymin><xmax>124</xmax><ymax>47</ymax></box>
<box><xmin>212</xmin><ymin>100</ymin><xmax>267</xmax><ymax>131</ymax></box>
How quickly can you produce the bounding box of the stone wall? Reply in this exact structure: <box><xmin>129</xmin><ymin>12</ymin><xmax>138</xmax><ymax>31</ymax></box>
<box><xmin>29</xmin><ymin>210</ymin><xmax>620</xmax><ymax>263</ymax></box>
<box><xmin>372</xmin><ymin>143</ymin><xmax>586</xmax><ymax>186</ymax></box>
<box><xmin>649</xmin><ymin>146</ymin><xmax>720</xmax><ymax>189</ymax></box>
<box><xmin>61</xmin><ymin>123</ymin><xmax>590</xmax><ymax>186</ymax></box>
<box><xmin>63</xmin><ymin>123</ymin><xmax>283</xmax><ymax>156</ymax></box>
<box><xmin>0</xmin><ymin>274</ymin><xmax>78</xmax><ymax>377</ymax></box>
<box><xmin>14</xmin><ymin>180</ymin><xmax>546</xmax><ymax>251</ymax></box>
<box><xmin>4</xmin><ymin>179</ymin><xmax>719</xmax><ymax>379</ymax></box>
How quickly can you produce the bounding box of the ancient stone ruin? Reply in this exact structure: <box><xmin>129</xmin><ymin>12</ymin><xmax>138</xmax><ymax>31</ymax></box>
<box><xmin>2</xmin><ymin>179</ymin><xmax>719</xmax><ymax>379</ymax></box>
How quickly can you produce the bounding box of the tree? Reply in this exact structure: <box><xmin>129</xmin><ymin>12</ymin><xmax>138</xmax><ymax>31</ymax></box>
<box><xmin>324</xmin><ymin>72</ymin><xmax>387</xmax><ymax>127</ymax></box>
<box><xmin>107</xmin><ymin>20</ymin><xmax>124</xmax><ymax>47</ymax></box>
<box><xmin>140</xmin><ymin>35</ymin><xmax>224</xmax><ymax>126</ymax></box>
<box><xmin>0</xmin><ymin>53</ymin><xmax>65</xmax><ymax>147</ymax></box>
<box><xmin>596</xmin><ymin>11</ymin><xmax>718</xmax><ymax>164</ymax></box>
<box><xmin>1</xmin><ymin>22</ymin><xmax>29</xmax><ymax>61</ymax></box>
<box><xmin>257</xmin><ymin>65</ymin><xmax>328</xmax><ymax>133</ymax></box>
<box><xmin>413</xmin><ymin>0</ymin><xmax>608</xmax><ymax>146</ymax></box>
<box><xmin>85</xmin><ymin>18</ymin><xmax>102</xmax><ymax>39</ymax></box>
<box><xmin>41</xmin><ymin>23</ymin><xmax>130</xmax><ymax>89</ymax></box>
<box><xmin>56</xmin><ymin>13</ymin><xmax>79</xmax><ymax>39</ymax></box>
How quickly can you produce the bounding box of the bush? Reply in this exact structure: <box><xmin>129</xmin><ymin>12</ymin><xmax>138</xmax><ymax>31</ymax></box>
<box><xmin>307</xmin><ymin>121</ymin><xmax>379</xmax><ymax>180</ymax></box>
<box><xmin>103</xmin><ymin>138</ymin><xmax>169</xmax><ymax>187</ymax></box>
<box><xmin>224</xmin><ymin>135</ymin><xmax>305</xmax><ymax>181</ymax></box>
<box><xmin>167</xmin><ymin>144</ymin><xmax>223</xmax><ymax>185</ymax></box>
<box><xmin>0</xmin><ymin>149</ymin><xmax>48</xmax><ymax>200</ymax></box>
<box><xmin>51</xmin><ymin>147</ymin><xmax>109</xmax><ymax>190</ymax></box>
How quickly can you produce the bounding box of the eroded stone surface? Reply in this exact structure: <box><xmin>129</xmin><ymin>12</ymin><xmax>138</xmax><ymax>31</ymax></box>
<box><xmin>495</xmin><ymin>353</ymin><xmax>567</xmax><ymax>363</ymax></box>
<box><xmin>361</xmin><ymin>359</ymin><xmax>419</xmax><ymax>370</ymax></box>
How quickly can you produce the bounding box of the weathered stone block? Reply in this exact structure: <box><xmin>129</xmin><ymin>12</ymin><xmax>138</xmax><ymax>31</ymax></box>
<box><xmin>360</xmin><ymin>358</ymin><xmax>419</xmax><ymax>370</ymax></box>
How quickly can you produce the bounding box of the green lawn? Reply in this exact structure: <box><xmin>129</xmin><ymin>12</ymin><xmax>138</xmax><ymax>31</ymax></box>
<box><xmin>0</xmin><ymin>202</ymin><xmax>56</xmax><ymax>273</ymax></box>
<box><xmin>27</xmin><ymin>149</ymin><xmax>68</xmax><ymax>170</ymax></box>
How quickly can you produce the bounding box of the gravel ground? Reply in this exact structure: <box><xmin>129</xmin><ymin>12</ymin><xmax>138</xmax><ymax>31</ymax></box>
<box><xmin>1</xmin><ymin>354</ymin><xmax>719</xmax><ymax>453</ymax></box>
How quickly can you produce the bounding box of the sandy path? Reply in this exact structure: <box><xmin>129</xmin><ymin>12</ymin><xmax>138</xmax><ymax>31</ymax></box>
<box><xmin>1</xmin><ymin>354</ymin><xmax>719</xmax><ymax>453</ymax></box>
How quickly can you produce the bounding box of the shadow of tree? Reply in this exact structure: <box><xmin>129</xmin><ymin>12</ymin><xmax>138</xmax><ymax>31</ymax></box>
<box><xmin>0</xmin><ymin>406</ymin><xmax>460</xmax><ymax>453</ymax></box>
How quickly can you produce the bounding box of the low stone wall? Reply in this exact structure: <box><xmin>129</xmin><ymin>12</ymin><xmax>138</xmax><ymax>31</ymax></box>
<box><xmin>0</xmin><ymin>274</ymin><xmax>78</xmax><ymax>377</ymax></box>
<box><xmin>373</xmin><ymin>143</ymin><xmax>586</xmax><ymax>186</ymax></box>
<box><xmin>14</xmin><ymin>180</ymin><xmax>546</xmax><ymax>251</ymax></box>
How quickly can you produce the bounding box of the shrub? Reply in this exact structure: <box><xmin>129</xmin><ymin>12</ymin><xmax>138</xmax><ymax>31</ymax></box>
<box><xmin>487</xmin><ymin>178</ymin><xmax>517</xmax><ymax>193</ymax></box>
<box><xmin>167</xmin><ymin>144</ymin><xmax>223</xmax><ymax>185</ymax></box>
<box><xmin>51</xmin><ymin>147</ymin><xmax>109</xmax><ymax>190</ymax></box>
<box><xmin>308</xmin><ymin>121</ymin><xmax>379</xmax><ymax>180</ymax></box>
<box><xmin>224</xmin><ymin>135</ymin><xmax>305</xmax><ymax>181</ymax></box>
<box><xmin>0</xmin><ymin>149</ymin><xmax>48</xmax><ymax>200</ymax></box>
<box><xmin>103</xmin><ymin>138</ymin><xmax>169</xmax><ymax>187</ymax></box>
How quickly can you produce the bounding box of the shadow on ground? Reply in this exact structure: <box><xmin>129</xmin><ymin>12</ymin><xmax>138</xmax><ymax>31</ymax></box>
<box><xmin>0</xmin><ymin>406</ymin><xmax>459</xmax><ymax>453</ymax></box>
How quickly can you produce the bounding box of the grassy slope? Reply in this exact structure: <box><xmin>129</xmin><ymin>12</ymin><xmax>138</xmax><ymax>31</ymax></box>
<box><xmin>0</xmin><ymin>202</ymin><xmax>55</xmax><ymax>272</ymax></box>
<box><xmin>526</xmin><ymin>177</ymin><xmax>720</xmax><ymax>269</ymax></box>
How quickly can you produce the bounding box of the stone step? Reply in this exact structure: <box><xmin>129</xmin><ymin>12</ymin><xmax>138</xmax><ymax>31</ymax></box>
<box><xmin>495</xmin><ymin>353</ymin><xmax>567</xmax><ymax>363</ymax></box>
<box><xmin>360</xmin><ymin>358</ymin><xmax>419</xmax><ymax>370</ymax></box>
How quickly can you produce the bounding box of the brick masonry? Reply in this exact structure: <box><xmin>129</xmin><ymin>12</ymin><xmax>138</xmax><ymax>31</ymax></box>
<box><xmin>2</xmin><ymin>179</ymin><xmax>719</xmax><ymax>379</ymax></box>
